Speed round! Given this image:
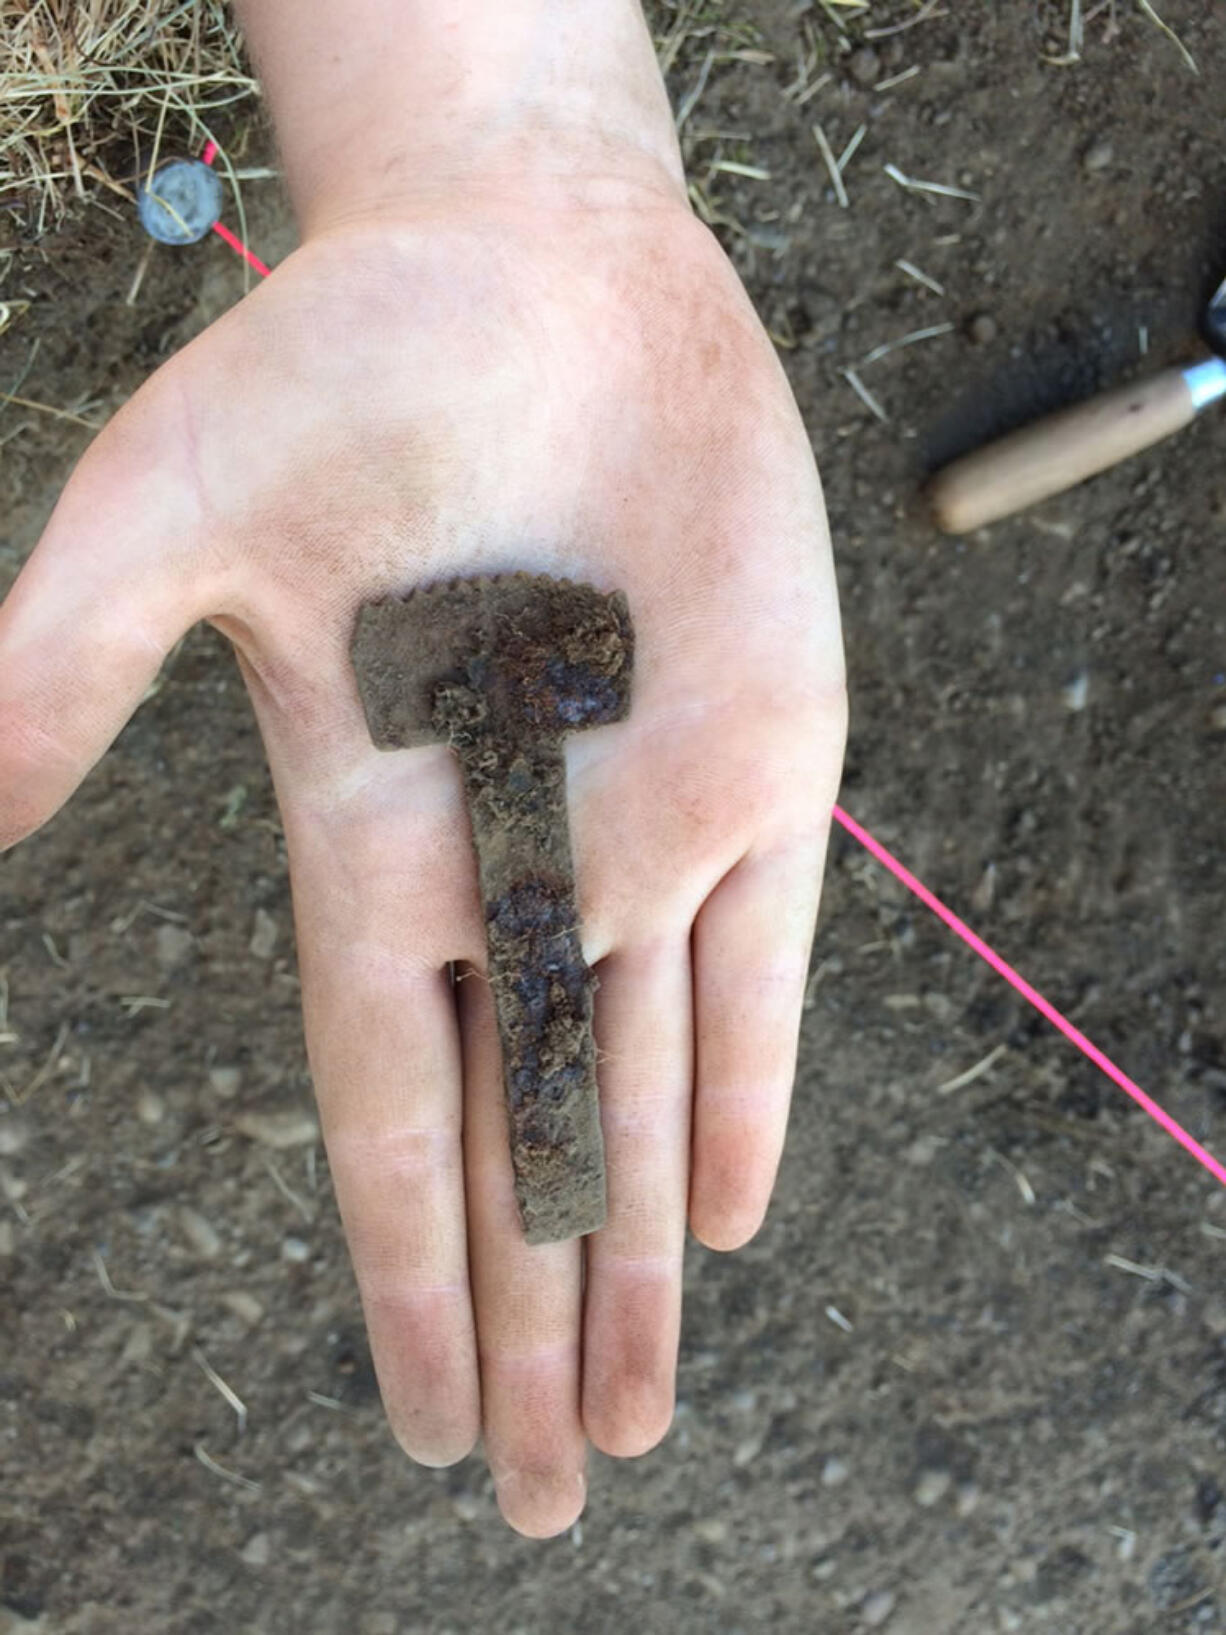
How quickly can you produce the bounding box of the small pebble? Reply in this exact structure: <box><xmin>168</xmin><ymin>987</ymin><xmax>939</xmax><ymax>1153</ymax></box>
<box><xmin>822</xmin><ymin>1456</ymin><xmax>851</xmax><ymax>1488</ymax></box>
<box><xmin>733</xmin><ymin>1429</ymin><xmax>766</xmax><ymax>1467</ymax></box>
<box><xmin>848</xmin><ymin>46</ymin><xmax>880</xmax><ymax>85</ymax></box>
<box><xmin>179</xmin><ymin>1205</ymin><xmax>222</xmax><ymax>1259</ymax></box>
<box><xmin>811</xmin><ymin>1558</ymin><xmax>838</xmax><ymax>1582</ymax></box>
<box><xmin>1083</xmin><ymin>138</ymin><xmax>1114</xmax><ymax>172</ymax></box>
<box><xmin>695</xmin><ymin>1518</ymin><xmax>728</xmax><ymax>1545</ymax></box>
<box><xmin>862</xmin><ymin>1589</ymin><xmax>896</xmax><ymax>1627</ymax></box>
<box><xmin>235</xmin><ymin>1109</ymin><xmax>319</xmax><ymax>1149</ymax></box>
<box><xmin>1062</xmin><ymin>672</ymin><xmax>1089</xmax><ymax>712</ymax></box>
<box><xmin>282</xmin><ymin>1235</ymin><xmax>311</xmax><ymax>1263</ymax></box>
<box><xmin>971</xmin><ymin>862</ymin><xmax>997</xmax><ymax>913</ymax></box>
<box><xmin>746</xmin><ymin>222</ymin><xmax>792</xmax><ymax>255</ymax></box>
<box><xmin>220</xmin><ymin>1291</ymin><xmax>265</xmax><ymax>1326</ymax></box>
<box><xmin>249</xmin><ymin>908</ymin><xmax>279</xmax><ymax>961</ymax></box>
<box><xmin>240</xmin><ymin>1532</ymin><xmax>271</xmax><ymax>1568</ymax></box>
<box><xmin>154</xmin><ymin>923</ymin><xmax>195</xmax><ymax>970</ymax></box>
<box><xmin>956</xmin><ymin>1481</ymin><xmax>981</xmax><ymax>1517</ymax></box>
<box><xmin>208</xmin><ymin>1065</ymin><xmax>243</xmax><ymax>1099</ymax></box>
<box><xmin>968</xmin><ymin>313</ymin><xmax>998</xmax><ymax>346</ymax></box>
<box><xmin>285</xmin><ymin>1422</ymin><xmax>314</xmax><ymax>1456</ymax></box>
<box><xmin>120</xmin><ymin>1322</ymin><xmax>154</xmax><ymax>1367</ymax></box>
<box><xmin>1</xmin><ymin>1169</ymin><xmax>28</xmax><ymax>1203</ymax></box>
<box><xmin>904</xmin><ymin>1136</ymin><xmax>940</xmax><ymax>1167</ymax></box>
<box><xmin>136</xmin><ymin>1088</ymin><xmax>165</xmax><ymax>1125</ymax></box>
<box><xmin>1209</xmin><ymin>701</ymin><xmax>1226</xmax><ymax>733</ymax></box>
<box><xmin>923</xmin><ymin>992</ymin><xmax>958</xmax><ymax>1025</ymax></box>
<box><xmin>1114</xmin><ymin>1528</ymin><xmax>1137</xmax><ymax>1563</ymax></box>
<box><xmin>452</xmin><ymin>1493</ymin><xmax>482</xmax><ymax>1522</ymax></box>
<box><xmin>0</xmin><ymin>1118</ymin><xmax>30</xmax><ymax>1157</ymax></box>
<box><xmin>914</xmin><ymin>1468</ymin><xmax>952</xmax><ymax>1508</ymax></box>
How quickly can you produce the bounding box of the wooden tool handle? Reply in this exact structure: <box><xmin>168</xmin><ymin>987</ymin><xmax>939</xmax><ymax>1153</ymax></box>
<box><xmin>928</xmin><ymin>366</ymin><xmax>1198</xmax><ymax>534</ymax></box>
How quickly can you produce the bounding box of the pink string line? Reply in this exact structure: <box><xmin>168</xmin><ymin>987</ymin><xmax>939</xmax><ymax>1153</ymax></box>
<box><xmin>832</xmin><ymin>804</ymin><xmax>1226</xmax><ymax>1190</ymax></box>
<box><xmin>199</xmin><ymin>141</ymin><xmax>271</xmax><ymax>277</ymax></box>
<box><xmin>189</xmin><ymin>138</ymin><xmax>1222</xmax><ymax>1194</ymax></box>
<box><xmin>209</xmin><ymin>219</ymin><xmax>271</xmax><ymax>278</ymax></box>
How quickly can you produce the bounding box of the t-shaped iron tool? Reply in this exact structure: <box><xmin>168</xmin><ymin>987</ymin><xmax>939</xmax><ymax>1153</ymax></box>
<box><xmin>929</xmin><ymin>275</ymin><xmax>1226</xmax><ymax>533</ymax></box>
<box><xmin>351</xmin><ymin>573</ymin><xmax>634</xmax><ymax>1244</ymax></box>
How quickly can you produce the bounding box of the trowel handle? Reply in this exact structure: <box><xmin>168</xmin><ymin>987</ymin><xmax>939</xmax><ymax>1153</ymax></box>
<box><xmin>928</xmin><ymin>357</ymin><xmax>1226</xmax><ymax>534</ymax></box>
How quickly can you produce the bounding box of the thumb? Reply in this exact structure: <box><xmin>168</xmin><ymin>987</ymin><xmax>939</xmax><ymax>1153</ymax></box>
<box><xmin>0</xmin><ymin>396</ymin><xmax>214</xmax><ymax>849</ymax></box>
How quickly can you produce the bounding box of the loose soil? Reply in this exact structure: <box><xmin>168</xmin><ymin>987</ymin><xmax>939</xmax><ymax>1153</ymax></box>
<box><xmin>3</xmin><ymin>5</ymin><xmax>1226</xmax><ymax>1633</ymax></box>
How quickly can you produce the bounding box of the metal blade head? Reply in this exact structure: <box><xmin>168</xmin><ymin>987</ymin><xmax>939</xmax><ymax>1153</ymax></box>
<box><xmin>351</xmin><ymin>573</ymin><xmax>634</xmax><ymax>750</ymax></box>
<box><xmin>1206</xmin><ymin>272</ymin><xmax>1226</xmax><ymax>354</ymax></box>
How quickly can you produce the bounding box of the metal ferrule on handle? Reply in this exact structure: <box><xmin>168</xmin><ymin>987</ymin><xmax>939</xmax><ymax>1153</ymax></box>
<box><xmin>1183</xmin><ymin>356</ymin><xmax>1226</xmax><ymax>411</ymax></box>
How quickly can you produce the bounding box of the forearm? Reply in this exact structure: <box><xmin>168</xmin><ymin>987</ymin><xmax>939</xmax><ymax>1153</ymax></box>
<box><xmin>232</xmin><ymin>0</ymin><xmax>685</xmax><ymax>235</ymax></box>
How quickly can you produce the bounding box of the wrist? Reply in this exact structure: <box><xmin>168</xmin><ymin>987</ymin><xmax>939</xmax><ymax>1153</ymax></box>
<box><xmin>233</xmin><ymin>0</ymin><xmax>686</xmax><ymax>236</ymax></box>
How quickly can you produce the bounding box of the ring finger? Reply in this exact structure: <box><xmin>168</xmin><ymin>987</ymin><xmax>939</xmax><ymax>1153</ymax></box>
<box><xmin>582</xmin><ymin>937</ymin><xmax>692</xmax><ymax>1457</ymax></box>
<box><xmin>459</xmin><ymin>968</ymin><xmax>586</xmax><ymax>1539</ymax></box>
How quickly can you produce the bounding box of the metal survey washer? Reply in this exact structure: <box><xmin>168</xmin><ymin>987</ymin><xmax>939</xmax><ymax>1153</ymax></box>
<box><xmin>136</xmin><ymin>158</ymin><xmax>223</xmax><ymax>245</ymax></box>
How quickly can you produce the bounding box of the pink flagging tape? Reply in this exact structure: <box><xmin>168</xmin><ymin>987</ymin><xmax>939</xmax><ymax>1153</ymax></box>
<box><xmin>210</xmin><ymin>219</ymin><xmax>271</xmax><ymax>278</ymax></box>
<box><xmin>198</xmin><ymin>141</ymin><xmax>270</xmax><ymax>275</ymax></box>
<box><xmin>832</xmin><ymin>804</ymin><xmax>1226</xmax><ymax>1189</ymax></box>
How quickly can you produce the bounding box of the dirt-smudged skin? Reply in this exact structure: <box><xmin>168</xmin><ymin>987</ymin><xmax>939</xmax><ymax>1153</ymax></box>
<box><xmin>350</xmin><ymin>573</ymin><xmax>634</xmax><ymax>1243</ymax></box>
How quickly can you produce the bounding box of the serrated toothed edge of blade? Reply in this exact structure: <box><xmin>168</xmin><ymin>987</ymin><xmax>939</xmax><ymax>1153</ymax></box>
<box><xmin>370</xmin><ymin>571</ymin><xmax>595</xmax><ymax>609</ymax></box>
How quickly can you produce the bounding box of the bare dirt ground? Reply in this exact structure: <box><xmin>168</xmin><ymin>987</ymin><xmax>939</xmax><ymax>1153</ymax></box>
<box><xmin>4</xmin><ymin>4</ymin><xmax>1226</xmax><ymax>1631</ymax></box>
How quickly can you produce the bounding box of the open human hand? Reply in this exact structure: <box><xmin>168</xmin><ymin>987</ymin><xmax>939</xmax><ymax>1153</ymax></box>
<box><xmin>0</xmin><ymin>1</ymin><xmax>845</xmax><ymax>1537</ymax></box>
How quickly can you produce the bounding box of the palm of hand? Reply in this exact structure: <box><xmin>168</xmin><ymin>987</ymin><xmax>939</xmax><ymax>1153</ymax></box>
<box><xmin>1</xmin><ymin>198</ymin><xmax>845</xmax><ymax>1536</ymax></box>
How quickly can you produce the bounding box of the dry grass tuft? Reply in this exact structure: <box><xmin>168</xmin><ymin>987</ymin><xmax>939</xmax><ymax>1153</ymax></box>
<box><xmin>1</xmin><ymin>0</ymin><xmax>258</xmax><ymax>236</ymax></box>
